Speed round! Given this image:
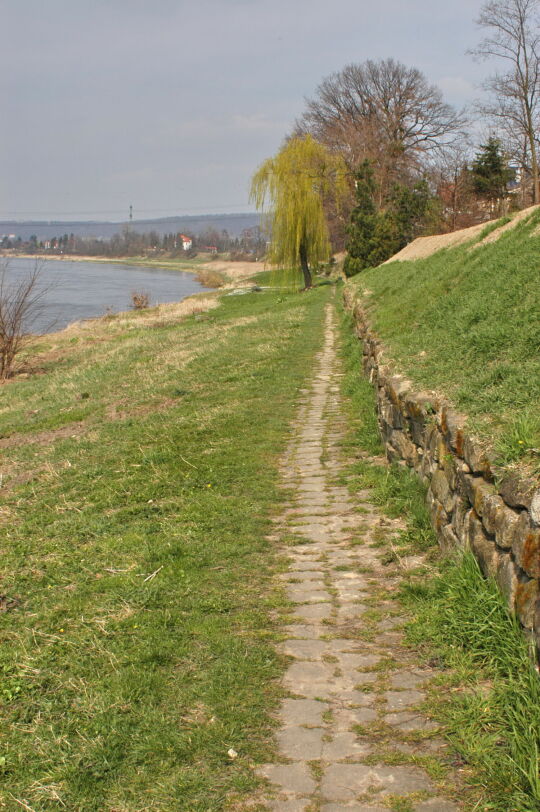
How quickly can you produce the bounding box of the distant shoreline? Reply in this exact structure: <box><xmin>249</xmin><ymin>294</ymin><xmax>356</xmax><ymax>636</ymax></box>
<box><xmin>1</xmin><ymin>253</ymin><xmax>199</xmax><ymax>272</ymax></box>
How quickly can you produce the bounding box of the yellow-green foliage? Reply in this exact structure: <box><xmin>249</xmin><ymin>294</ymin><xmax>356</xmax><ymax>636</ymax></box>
<box><xmin>250</xmin><ymin>135</ymin><xmax>348</xmax><ymax>285</ymax></box>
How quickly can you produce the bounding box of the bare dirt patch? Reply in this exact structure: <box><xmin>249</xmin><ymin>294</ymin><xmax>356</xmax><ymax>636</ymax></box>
<box><xmin>0</xmin><ymin>422</ymin><xmax>86</xmax><ymax>450</ymax></box>
<box><xmin>385</xmin><ymin>205</ymin><xmax>539</xmax><ymax>263</ymax></box>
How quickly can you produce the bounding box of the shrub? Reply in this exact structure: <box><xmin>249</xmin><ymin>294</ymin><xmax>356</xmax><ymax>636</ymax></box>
<box><xmin>131</xmin><ymin>291</ymin><xmax>150</xmax><ymax>309</ymax></box>
<box><xmin>196</xmin><ymin>269</ymin><xmax>225</xmax><ymax>288</ymax></box>
<box><xmin>0</xmin><ymin>261</ymin><xmax>48</xmax><ymax>380</ymax></box>
<box><xmin>343</xmin><ymin>256</ymin><xmax>366</xmax><ymax>277</ymax></box>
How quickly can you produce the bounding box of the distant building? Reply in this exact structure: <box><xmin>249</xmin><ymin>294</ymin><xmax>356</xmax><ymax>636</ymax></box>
<box><xmin>203</xmin><ymin>245</ymin><xmax>218</xmax><ymax>254</ymax></box>
<box><xmin>179</xmin><ymin>234</ymin><xmax>192</xmax><ymax>251</ymax></box>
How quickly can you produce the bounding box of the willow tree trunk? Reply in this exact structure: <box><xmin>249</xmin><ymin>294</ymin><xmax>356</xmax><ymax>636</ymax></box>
<box><xmin>299</xmin><ymin>242</ymin><xmax>312</xmax><ymax>289</ymax></box>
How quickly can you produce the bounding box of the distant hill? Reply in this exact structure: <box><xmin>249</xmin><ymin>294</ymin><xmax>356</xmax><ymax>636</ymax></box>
<box><xmin>0</xmin><ymin>212</ymin><xmax>261</xmax><ymax>242</ymax></box>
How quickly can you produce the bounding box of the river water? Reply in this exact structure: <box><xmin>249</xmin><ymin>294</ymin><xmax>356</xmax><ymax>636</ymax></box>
<box><xmin>0</xmin><ymin>257</ymin><xmax>207</xmax><ymax>334</ymax></box>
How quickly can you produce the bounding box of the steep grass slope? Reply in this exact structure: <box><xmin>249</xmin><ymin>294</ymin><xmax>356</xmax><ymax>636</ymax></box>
<box><xmin>351</xmin><ymin>207</ymin><xmax>540</xmax><ymax>469</ymax></box>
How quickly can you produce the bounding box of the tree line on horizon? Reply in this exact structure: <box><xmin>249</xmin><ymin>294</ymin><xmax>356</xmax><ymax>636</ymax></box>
<box><xmin>252</xmin><ymin>0</ymin><xmax>540</xmax><ymax>285</ymax></box>
<box><xmin>1</xmin><ymin>225</ymin><xmax>267</xmax><ymax>261</ymax></box>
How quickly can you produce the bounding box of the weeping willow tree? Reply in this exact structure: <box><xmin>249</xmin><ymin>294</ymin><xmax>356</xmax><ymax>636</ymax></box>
<box><xmin>250</xmin><ymin>135</ymin><xmax>348</xmax><ymax>289</ymax></box>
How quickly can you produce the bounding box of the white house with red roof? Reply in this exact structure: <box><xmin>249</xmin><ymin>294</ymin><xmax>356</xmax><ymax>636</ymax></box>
<box><xmin>179</xmin><ymin>234</ymin><xmax>192</xmax><ymax>251</ymax></box>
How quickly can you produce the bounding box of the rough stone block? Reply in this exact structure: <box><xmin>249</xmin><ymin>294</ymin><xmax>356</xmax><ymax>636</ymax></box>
<box><xmin>430</xmin><ymin>470</ymin><xmax>455</xmax><ymax>515</ymax></box>
<box><xmin>492</xmin><ymin>502</ymin><xmax>520</xmax><ymax>550</ymax></box>
<box><xmin>427</xmin><ymin>491</ymin><xmax>449</xmax><ymax>534</ymax></box>
<box><xmin>386</xmin><ymin>442</ymin><xmax>401</xmax><ymax>464</ymax></box>
<box><xmin>516</xmin><ymin>576</ymin><xmax>540</xmax><ymax>630</ymax></box>
<box><xmin>381</xmin><ymin>401</ymin><xmax>405</xmax><ymax>430</ymax></box>
<box><xmin>495</xmin><ymin>554</ymin><xmax>518</xmax><ymax>613</ymax></box>
<box><xmin>456</xmin><ymin>467</ymin><xmax>474</xmax><ymax>504</ymax></box>
<box><xmin>531</xmin><ymin>491</ymin><xmax>540</xmax><ymax>527</ymax></box>
<box><xmin>439</xmin><ymin>407</ymin><xmax>466</xmax><ymax>457</ymax></box>
<box><xmin>421</xmin><ymin>454</ymin><xmax>436</xmax><ymax>481</ymax></box>
<box><xmin>409</xmin><ymin>417</ymin><xmax>428</xmax><ymax>447</ymax></box>
<box><xmin>470</xmin><ymin>478</ymin><xmax>497</xmax><ymax>518</ymax></box>
<box><xmin>441</xmin><ymin>523</ymin><xmax>460</xmax><ymax>552</ymax></box>
<box><xmin>452</xmin><ymin>495</ymin><xmax>469</xmax><ymax>540</ymax></box>
<box><xmin>481</xmin><ymin>493</ymin><xmax>507</xmax><ymax>537</ymax></box>
<box><xmin>386</xmin><ymin>375</ymin><xmax>411</xmax><ymax>405</ymax></box>
<box><xmin>434</xmin><ymin>430</ymin><xmax>451</xmax><ymax>464</ymax></box>
<box><xmin>423</xmin><ymin>422</ymin><xmax>438</xmax><ymax>452</ymax></box>
<box><xmin>462</xmin><ymin>434</ymin><xmax>493</xmax><ymax>478</ymax></box>
<box><xmin>404</xmin><ymin>391</ymin><xmax>439</xmax><ymax>420</ymax></box>
<box><xmin>499</xmin><ymin>472</ymin><xmax>538</xmax><ymax>510</ymax></box>
<box><xmin>390</xmin><ymin>430</ymin><xmax>418</xmax><ymax>466</ymax></box>
<box><xmin>466</xmin><ymin>511</ymin><xmax>499</xmax><ymax>577</ymax></box>
<box><xmin>442</xmin><ymin>453</ymin><xmax>462</xmax><ymax>491</ymax></box>
<box><xmin>512</xmin><ymin>512</ymin><xmax>540</xmax><ymax>579</ymax></box>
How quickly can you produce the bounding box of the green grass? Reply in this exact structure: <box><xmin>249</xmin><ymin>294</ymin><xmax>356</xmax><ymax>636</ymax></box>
<box><xmin>339</xmin><ymin>306</ymin><xmax>435</xmax><ymax>555</ymax></box>
<box><xmin>402</xmin><ymin>554</ymin><xmax>540</xmax><ymax>811</ymax></box>
<box><xmin>348</xmin><ymin>208</ymin><xmax>540</xmax><ymax>468</ymax></box>
<box><xmin>338</xmin><ymin>297</ymin><xmax>540</xmax><ymax>811</ymax></box>
<box><xmin>0</xmin><ymin>284</ymin><xmax>331</xmax><ymax>809</ymax></box>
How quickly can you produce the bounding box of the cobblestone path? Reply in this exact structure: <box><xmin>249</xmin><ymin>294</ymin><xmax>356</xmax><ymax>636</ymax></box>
<box><xmin>259</xmin><ymin>303</ymin><xmax>460</xmax><ymax>812</ymax></box>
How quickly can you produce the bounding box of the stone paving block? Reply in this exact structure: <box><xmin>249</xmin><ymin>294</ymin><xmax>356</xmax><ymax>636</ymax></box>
<box><xmin>333</xmin><ymin>707</ymin><xmax>378</xmax><ymax>729</ymax></box>
<box><xmin>335</xmin><ymin>652</ymin><xmax>381</xmax><ymax>669</ymax></box>
<box><xmin>389</xmin><ymin>670</ymin><xmax>431</xmax><ymax>690</ymax></box>
<box><xmin>258</xmin><ymin>762</ymin><xmax>316</xmax><ymax>795</ymax></box>
<box><xmin>289</xmin><ymin>561</ymin><xmax>325</xmax><ymax>571</ymax></box>
<box><xmin>324</xmin><ymin>639</ymin><xmax>373</xmax><ymax>655</ymax></box>
<box><xmin>279</xmin><ymin>639</ymin><xmax>329</xmax><ymax>659</ymax></box>
<box><xmin>295</xmin><ymin>525</ymin><xmax>332</xmax><ymax>542</ymax></box>
<box><xmin>320</xmin><ymin>763</ymin><xmax>433</xmax><ymax>801</ymax></box>
<box><xmin>336</xmin><ymin>591</ymin><xmax>369</xmax><ymax>603</ymax></box>
<box><xmin>279</xmin><ymin>571</ymin><xmax>325</xmax><ymax>582</ymax></box>
<box><xmin>351</xmin><ymin>672</ymin><xmax>378</xmax><ymax>686</ymax></box>
<box><xmin>286</xmin><ymin>586</ymin><xmax>332</xmax><ymax>603</ymax></box>
<box><xmin>268</xmin><ymin>800</ymin><xmax>311</xmax><ymax>812</ymax></box>
<box><xmin>384</xmin><ymin>711</ymin><xmax>439</xmax><ymax>732</ymax></box>
<box><xmin>336</xmin><ymin>605</ymin><xmax>368</xmax><ymax>622</ymax></box>
<box><xmin>284</xmin><ymin>661</ymin><xmax>336</xmax><ymax>697</ymax></box>
<box><xmin>337</xmin><ymin>573</ymin><xmax>369</xmax><ymax>584</ymax></box>
<box><xmin>383</xmin><ymin>690</ymin><xmax>426</xmax><ymax>711</ymax></box>
<box><xmin>334</xmin><ymin>690</ymin><xmax>374</xmax><ymax>706</ymax></box>
<box><xmin>292</xmin><ymin>603</ymin><xmax>333</xmax><ymax>622</ymax></box>
<box><xmin>290</xmin><ymin>544</ymin><xmax>328</xmax><ymax>556</ymax></box>
<box><xmin>278</xmin><ymin>698</ymin><xmax>328</xmax><ymax>727</ymax></box>
<box><xmin>298</xmin><ymin>484</ymin><xmax>328</xmax><ymax>496</ymax></box>
<box><xmin>282</xmin><ymin>624</ymin><xmax>326</xmax><ymax>639</ymax></box>
<box><xmin>276</xmin><ymin>726</ymin><xmax>324</xmax><ymax>760</ymax></box>
<box><xmin>414</xmin><ymin>800</ymin><xmax>459</xmax><ymax>812</ymax></box>
<box><xmin>322</xmin><ymin>732</ymin><xmax>371</xmax><ymax>761</ymax></box>
<box><xmin>321</xmin><ymin>805</ymin><xmax>387</xmax><ymax>812</ymax></box>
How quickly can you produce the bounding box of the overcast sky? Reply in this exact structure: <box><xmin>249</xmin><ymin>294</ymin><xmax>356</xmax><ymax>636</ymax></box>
<box><xmin>2</xmin><ymin>0</ymin><xmax>488</xmax><ymax>221</ymax></box>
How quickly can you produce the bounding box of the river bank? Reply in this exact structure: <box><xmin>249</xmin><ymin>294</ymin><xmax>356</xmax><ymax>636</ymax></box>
<box><xmin>1</xmin><ymin>251</ymin><xmax>267</xmax><ymax>282</ymax></box>
<box><xmin>1</xmin><ymin>256</ymin><xmax>209</xmax><ymax>334</ymax></box>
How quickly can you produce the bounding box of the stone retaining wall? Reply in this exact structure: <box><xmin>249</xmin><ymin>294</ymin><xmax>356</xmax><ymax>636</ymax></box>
<box><xmin>344</xmin><ymin>286</ymin><xmax>540</xmax><ymax>654</ymax></box>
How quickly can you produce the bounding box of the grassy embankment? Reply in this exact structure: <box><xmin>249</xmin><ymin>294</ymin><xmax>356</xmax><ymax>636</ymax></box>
<box><xmin>348</xmin><ymin>209</ymin><xmax>540</xmax><ymax>472</ymax></box>
<box><xmin>0</xmin><ymin>283</ymin><xmax>331</xmax><ymax>810</ymax></box>
<box><xmin>339</xmin><ymin>248</ymin><xmax>540</xmax><ymax>809</ymax></box>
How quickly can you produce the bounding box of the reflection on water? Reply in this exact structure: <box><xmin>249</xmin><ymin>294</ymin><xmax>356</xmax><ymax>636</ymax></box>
<box><xmin>1</xmin><ymin>257</ymin><xmax>206</xmax><ymax>334</ymax></box>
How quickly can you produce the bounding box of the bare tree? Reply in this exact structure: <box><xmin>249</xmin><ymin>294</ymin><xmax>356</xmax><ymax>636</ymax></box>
<box><xmin>296</xmin><ymin>59</ymin><xmax>467</xmax><ymax>203</ymax></box>
<box><xmin>0</xmin><ymin>262</ymin><xmax>48</xmax><ymax>381</ymax></box>
<box><xmin>430</xmin><ymin>141</ymin><xmax>488</xmax><ymax>230</ymax></box>
<box><xmin>471</xmin><ymin>0</ymin><xmax>540</xmax><ymax>204</ymax></box>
